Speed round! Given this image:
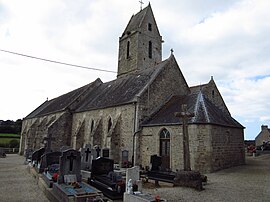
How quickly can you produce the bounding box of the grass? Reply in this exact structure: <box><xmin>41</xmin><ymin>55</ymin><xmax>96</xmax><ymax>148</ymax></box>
<box><xmin>0</xmin><ymin>133</ymin><xmax>20</xmax><ymax>137</ymax></box>
<box><xmin>0</xmin><ymin>133</ymin><xmax>20</xmax><ymax>147</ymax></box>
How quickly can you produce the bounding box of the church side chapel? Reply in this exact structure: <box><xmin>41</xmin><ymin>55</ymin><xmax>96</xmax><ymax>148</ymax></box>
<box><xmin>20</xmin><ymin>4</ymin><xmax>245</xmax><ymax>173</ymax></box>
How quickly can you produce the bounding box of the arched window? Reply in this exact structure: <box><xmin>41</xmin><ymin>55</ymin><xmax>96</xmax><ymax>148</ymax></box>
<box><xmin>148</xmin><ymin>41</ymin><xmax>152</xmax><ymax>59</ymax></box>
<box><xmin>90</xmin><ymin>120</ymin><xmax>94</xmax><ymax>132</ymax></box>
<box><xmin>159</xmin><ymin>128</ymin><xmax>170</xmax><ymax>169</ymax></box>
<box><xmin>108</xmin><ymin>117</ymin><xmax>112</xmax><ymax>132</ymax></box>
<box><xmin>126</xmin><ymin>41</ymin><xmax>130</xmax><ymax>59</ymax></box>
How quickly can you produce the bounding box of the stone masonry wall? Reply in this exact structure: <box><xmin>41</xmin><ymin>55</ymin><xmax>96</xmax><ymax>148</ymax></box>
<box><xmin>72</xmin><ymin>103</ymin><xmax>136</xmax><ymax>164</ymax></box>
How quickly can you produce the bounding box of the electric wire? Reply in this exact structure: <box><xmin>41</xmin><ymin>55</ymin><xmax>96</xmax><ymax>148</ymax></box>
<box><xmin>0</xmin><ymin>49</ymin><xmax>117</xmax><ymax>73</ymax></box>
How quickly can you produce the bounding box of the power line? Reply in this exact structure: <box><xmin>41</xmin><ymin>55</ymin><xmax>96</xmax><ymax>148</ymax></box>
<box><xmin>0</xmin><ymin>49</ymin><xmax>117</xmax><ymax>73</ymax></box>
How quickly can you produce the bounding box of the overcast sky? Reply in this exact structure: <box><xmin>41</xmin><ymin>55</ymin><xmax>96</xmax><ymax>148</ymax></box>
<box><xmin>0</xmin><ymin>0</ymin><xmax>269</xmax><ymax>140</ymax></box>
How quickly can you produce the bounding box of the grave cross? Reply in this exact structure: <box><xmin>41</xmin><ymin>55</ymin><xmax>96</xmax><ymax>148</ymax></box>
<box><xmin>175</xmin><ymin>104</ymin><xmax>195</xmax><ymax>171</ymax></box>
<box><xmin>67</xmin><ymin>152</ymin><xmax>77</xmax><ymax>171</ymax></box>
<box><xmin>85</xmin><ymin>148</ymin><xmax>91</xmax><ymax>162</ymax></box>
<box><xmin>43</xmin><ymin>133</ymin><xmax>55</xmax><ymax>153</ymax></box>
<box><xmin>96</xmin><ymin>146</ymin><xmax>101</xmax><ymax>158</ymax></box>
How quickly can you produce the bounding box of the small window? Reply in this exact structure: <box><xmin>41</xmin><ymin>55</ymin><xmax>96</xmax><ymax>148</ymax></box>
<box><xmin>212</xmin><ymin>90</ymin><xmax>215</xmax><ymax>98</ymax></box>
<box><xmin>148</xmin><ymin>23</ymin><xmax>152</xmax><ymax>31</ymax></box>
<box><xmin>148</xmin><ymin>41</ymin><xmax>152</xmax><ymax>59</ymax></box>
<box><xmin>126</xmin><ymin>41</ymin><xmax>130</xmax><ymax>59</ymax></box>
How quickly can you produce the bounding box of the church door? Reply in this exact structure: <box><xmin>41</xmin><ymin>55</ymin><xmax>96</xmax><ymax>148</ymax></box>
<box><xmin>159</xmin><ymin>128</ymin><xmax>170</xmax><ymax>169</ymax></box>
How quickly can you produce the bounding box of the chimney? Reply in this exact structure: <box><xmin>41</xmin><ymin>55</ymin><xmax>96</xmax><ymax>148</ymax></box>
<box><xmin>261</xmin><ymin>125</ymin><xmax>268</xmax><ymax>131</ymax></box>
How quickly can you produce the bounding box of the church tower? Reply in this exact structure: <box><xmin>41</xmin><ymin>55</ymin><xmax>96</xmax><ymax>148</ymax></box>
<box><xmin>117</xmin><ymin>4</ymin><xmax>163</xmax><ymax>77</ymax></box>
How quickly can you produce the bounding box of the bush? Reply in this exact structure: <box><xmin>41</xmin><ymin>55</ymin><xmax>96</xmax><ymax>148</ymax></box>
<box><xmin>9</xmin><ymin>139</ymin><xmax>19</xmax><ymax>148</ymax></box>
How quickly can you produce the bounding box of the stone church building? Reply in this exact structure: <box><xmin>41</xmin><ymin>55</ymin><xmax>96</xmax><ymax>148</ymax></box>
<box><xmin>20</xmin><ymin>4</ymin><xmax>245</xmax><ymax>173</ymax></box>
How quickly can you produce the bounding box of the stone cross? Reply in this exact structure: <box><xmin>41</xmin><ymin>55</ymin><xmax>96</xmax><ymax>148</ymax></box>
<box><xmin>85</xmin><ymin>148</ymin><xmax>91</xmax><ymax>162</ymax></box>
<box><xmin>43</xmin><ymin>133</ymin><xmax>55</xmax><ymax>153</ymax></box>
<box><xmin>67</xmin><ymin>152</ymin><xmax>77</xmax><ymax>171</ymax></box>
<box><xmin>175</xmin><ymin>104</ymin><xmax>194</xmax><ymax>171</ymax></box>
<box><xmin>139</xmin><ymin>0</ymin><xmax>144</xmax><ymax>10</ymax></box>
<box><xmin>96</xmin><ymin>146</ymin><xmax>101</xmax><ymax>158</ymax></box>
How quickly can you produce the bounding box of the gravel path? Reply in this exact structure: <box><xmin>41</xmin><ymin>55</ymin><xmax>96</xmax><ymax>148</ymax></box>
<box><xmin>0</xmin><ymin>154</ymin><xmax>269</xmax><ymax>202</ymax></box>
<box><xmin>144</xmin><ymin>154</ymin><xmax>270</xmax><ymax>202</ymax></box>
<box><xmin>0</xmin><ymin>154</ymin><xmax>49</xmax><ymax>202</ymax></box>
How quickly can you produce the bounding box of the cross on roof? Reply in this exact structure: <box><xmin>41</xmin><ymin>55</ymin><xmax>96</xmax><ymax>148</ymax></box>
<box><xmin>175</xmin><ymin>104</ymin><xmax>195</xmax><ymax>171</ymax></box>
<box><xmin>67</xmin><ymin>152</ymin><xmax>77</xmax><ymax>171</ymax></box>
<box><xmin>139</xmin><ymin>0</ymin><xmax>144</xmax><ymax>10</ymax></box>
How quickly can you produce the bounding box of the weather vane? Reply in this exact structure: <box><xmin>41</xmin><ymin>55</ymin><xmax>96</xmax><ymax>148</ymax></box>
<box><xmin>139</xmin><ymin>0</ymin><xmax>144</xmax><ymax>10</ymax></box>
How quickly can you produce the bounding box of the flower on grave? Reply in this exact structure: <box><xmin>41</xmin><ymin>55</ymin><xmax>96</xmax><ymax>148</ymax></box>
<box><xmin>52</xmin><ymin>173</ymin><xmax>59</xmax><ymax>182</ymax></box>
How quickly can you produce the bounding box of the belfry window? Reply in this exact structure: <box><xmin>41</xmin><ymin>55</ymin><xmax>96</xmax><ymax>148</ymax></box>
<box><xmin>148</xmin><ymin>41</ymin><xmax>152</xmax><ymax>59</ymax></box>
<box><xmin>126</xmin><ymin>41</ymin><xmax>130</xmax><ymax>59</ymax></box>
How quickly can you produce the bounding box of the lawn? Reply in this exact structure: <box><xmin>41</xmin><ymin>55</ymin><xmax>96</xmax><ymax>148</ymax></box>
<box><xmin>0</xmin><ymin>133</ymin><xmax>20</xmax><ymax>147</ymax></box>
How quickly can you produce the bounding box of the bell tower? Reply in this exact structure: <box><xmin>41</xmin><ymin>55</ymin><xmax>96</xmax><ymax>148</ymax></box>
<box><xmin>117</xmin><ymin>4</ymin><xmax>163</xmax><ymax>77</ymax></box>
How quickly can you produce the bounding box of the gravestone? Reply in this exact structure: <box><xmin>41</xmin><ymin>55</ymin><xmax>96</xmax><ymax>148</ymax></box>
<box><xmin>95</xmin><ymin>146</ymin><xmax>101</xmax><ymax>158</ymax></box>
<box><xmin>122</xmin><ymin>150</ymin><xmax>129</xmax><ymax>166</ymax></box>
<box><xmin>31</xmin><ymin>147</ymin><xmax>45</xmax><ymax>167</ymax></box>
<box><xmin>25</xmin><ymin>148</ymin><xmax>33</xmax><ymax>162</ymax></box>
<box><xmin>91</xmin><ymin>148</ymin><xmax>98</xmax><ymax>160</ymax></box>
<box><xmin>90</xmin><ymin>157</ymin><xmax>125</xmax><ymax>199</ymax></box>
<box><xmin>102</xmin><ymin>148</ymin><xmax>110</xmax><ymax>158</ymax></box>
<box><xmin>60</xmin><ymin>145</ymin><xmax>72</xmax><ymax>152</ymax></box>
<box><xmin>125</xmin><ymin>166</ymin><xmax>141</xmax><ymax>193</ymax></box>
<box><xmin>81</xmin><ymin>144</ymin><xmax>92</xmax><ymax>171</ymax></box>
<box><xmin>40</xmin><ymin>151</ymin><xmax>62</xmax><ymax>187</ymax></box>
<box><xmin>147</xmin><ymin>155</ymin><xmax>176</xmax><ymax>184</ymax></box>
<box><xmin>52</xmin><ymin>149</ymin><xmax>103</xmax><ymax>201</ymax></box>
<box><xmin>0</xmin><ymin>147</ymin><xmax>6</xmax><ymax>158</ymax></box>
<box><xmin>57</xmin><ymin>149</ymin><xmax>81</xmax><ymax>184</ymax></box>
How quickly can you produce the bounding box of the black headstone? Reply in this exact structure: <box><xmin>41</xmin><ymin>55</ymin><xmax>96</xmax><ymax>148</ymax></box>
<box><xmin>40</xmin><ymin>151</ymin><xmax>62</xmax><ymax>173</ymax></box>
<box><xmin>150</xmin><ymin>154</ymin><xmax>162</xmax><ymax>171</ymax></box>
<box><xmin>102</xmin><ymin>148</ymin><xmax>110</xmax><ymax>158</ymax></box>
<box><xmin>91</xmin><ymin>157</ymin><xmax>114</xmax><ymax>176</ymax></box>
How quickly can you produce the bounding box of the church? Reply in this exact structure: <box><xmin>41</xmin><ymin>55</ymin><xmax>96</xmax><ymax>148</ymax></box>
<box><xmin>19</xmin><ymin>4</ymin><xmax>245</xmax><ymax>173</ymax></box>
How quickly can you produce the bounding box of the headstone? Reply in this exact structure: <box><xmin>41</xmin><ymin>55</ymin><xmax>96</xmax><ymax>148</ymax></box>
<box><xmin>57</xmin><ymin>149</ymin><xmax>81</xmax><ymax>184</ymax></box>
<box><xmin>81</xmin><ymin>144</ymin><xmax>92</xmax><ymax>171</ymax></box>
<box><xmin>125</xmin><ymin>166</ymin><xmax>142</xmax><ymax>193</ymax></box>
<box><xmin>122</xmin><ymin>150</ymin><xmax>129</xmax><ymax>166</ymax></box>
<box><xmin>52</xmin><ymin>149</ymin><xmax>104</xmax><ymax>201</ymax></box>
<box><xmin>90</xmin><ymin>157</ymin><xmax>125</xmax><ymax>199</ymax></box>
<box><xmin>91</xmin><ymin>148</ymin><xmax>98</xmax><ymax>160</ymax></box>
<box><xmin>95</xmin><ymin>146</ymin><xmax>101</xmax><ymax>158</ymax></box>
<box><xmin>42</xmin><ymin>133</ymin><xmax>55</xmax><ymax>153</ymax></box>
<box><xmin>25</xmin><ymin>148</ymin><xmax>33</xmax><ymax>162</ymax></box>
<box><xmin>39</xmin><ymin>151</ymin><xmax>62</xmax><ymax>173</ymax></box>
<box><xmin>60</xmin><ymin>145</ymin><xmax>72</xmax><ymax>152</ymax></box>
<box><xmin>0</xmin><ymin>147</ymin><xmax>6</xmax><ymax>158</ymax></box>
<box><xmin>150</xmin><ymin>154</ymin><xmax>162</xmax><ymax>171</ymax></box>
<box><xmin>31</xmin><ymin>147</ymin><xmax>45</xmax><ymax>167</ymax></box>
<box><xmin>102</xmin><ymin>148</ymin><xmax>110</xmax><ymax>158</ymax></box>
<box><xmin>91</xmin><ymin>157</ymin><xmax>114</xmax><ymax>176</ymax></box>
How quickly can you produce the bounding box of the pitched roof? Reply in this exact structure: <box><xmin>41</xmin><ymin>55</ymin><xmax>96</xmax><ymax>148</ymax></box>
<box><xmin>75</xmin><ymin>59</ymin><xmax>169</xmax><ymax>112</ymax></box>
<box><xmin>122</xmin><ymin>4</ymin><xmax>150</xmax><ymax>35</ymax></box>
<box><xmin>143</xmin><ymin>91</ymin><xmax>244</xmax><ymax>128</ymax></box>
<box><xmin>25</xmin><ymin>79</ymin><xmax>102</xmax><ymax>119</ymax></box>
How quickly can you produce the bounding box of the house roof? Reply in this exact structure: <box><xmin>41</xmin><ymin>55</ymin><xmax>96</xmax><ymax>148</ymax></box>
<box><xmin>143</xmin><ymin>91</ymin><xmax>244</xmax><ymax>128</ymax></box>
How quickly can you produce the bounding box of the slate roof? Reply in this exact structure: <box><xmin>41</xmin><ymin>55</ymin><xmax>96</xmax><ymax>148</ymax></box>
<box><xmin>122</xmin><ymin>5</ymin><xmax>149</xmax><ymax>35</ymax></box>
<box><xmin>143</xmin><ymin>91</ymin><xmax>244</xmax><ymax>128</ymax></box>
<box><xmin>75</xmin><ymin>59</ymin><xmax>168</xmax><ymax>112</ymax></box>
<box><xmin>25</xmin><ymin>57</ymin><xmax>169</xmax><ymax>118</ymax></box>
<box><xmin>25</xmin><ymin>80</ymin><xmax>101</xmax><ymax>119</ymax></box>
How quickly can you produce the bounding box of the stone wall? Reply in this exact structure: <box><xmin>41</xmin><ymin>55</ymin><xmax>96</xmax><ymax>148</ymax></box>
<box><xmin>140</xmin><ymin>124</ymin><xmax>245</xmax><ymax>173</ymax></box>
<box><xmin>210</xmin><ymin>125</ymin><xmax>245</xmax><ymax>172</ymax></box>
<box><xmin>72</xmin><ymin>104</ymin><xmax>136</xmax><ymax>164</ymax></box>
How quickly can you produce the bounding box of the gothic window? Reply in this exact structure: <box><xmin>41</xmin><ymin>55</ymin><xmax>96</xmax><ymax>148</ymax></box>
<box><xmin>148</xmin><ymin>41</ymin><xmax>152</xmax><ymax>59</ymax></box>
<box><xmin>108</xmin><ymin>117</ymin><xmax>112</xmax><ymax>132</ymax></box>
<box><xmin>159</xmin><ymin>128</ymin><xmax>170</xmax><ymax>169</ymax></box>
<box><xmin>90</xmin><ymin>120</ymin><xmax>94</xmax><ymax>132</ymax></box>
<box><xmin>148</xmin><ymin>23</ymin><xmax>152</xmax><ymax>31</ymax></box>
<box><xmin>126</xmin><ymin>41</ymin><xmax>130</xmax><ymax>59</ymax></box>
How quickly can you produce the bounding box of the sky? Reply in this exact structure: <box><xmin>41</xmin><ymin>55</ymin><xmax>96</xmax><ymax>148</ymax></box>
<box><xmin>0</xmin><ymin>0</ymin><xmax>269</xmax><ymax>140</ymax></box>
